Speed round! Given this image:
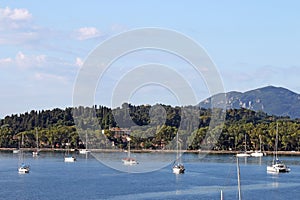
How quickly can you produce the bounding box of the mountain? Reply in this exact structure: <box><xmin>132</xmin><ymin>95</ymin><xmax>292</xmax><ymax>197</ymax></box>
<box><xmin>199</xmin><ymin>86</ymin><xmax>300</xmax><ymax>119</ymax></box>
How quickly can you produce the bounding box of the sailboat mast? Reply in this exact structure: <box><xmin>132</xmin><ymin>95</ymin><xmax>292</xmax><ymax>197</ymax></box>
<box><xmin>237</xmin><ymin>157</ymin><xmax>242</xmax><ymax>200</ymax></box>
<box><xmin>85</xmin><ymin>131</ymin><xmax>88</xmax><ymax>150</ymax></box>
<box><xmin>244</xmin><ymin>134</ymin><xmax>247</xmax><ymax>152</ymax></box>
<box><xmin>36</xmin><ymin>128</ymin><xmax>39</xmax><ymax>150</ymax></box>
<box><xmin>259</xmin><ymin>135</ymin><xmax>262</xmax><ymax>152</ymax></box>
<box><xmin>21</xmin><ymin>133</ymin><xmax>24</xmax><ymax>147</ymax></box>
<box><xmin>128</xmin><ymin>139</ymin><xmax>130</xmax><ymax>158</ymax></box>
<box><xmin>176</xmin><ymin>132</ymin><xmax>179</xmax><ymax>161</ymax></box>
<box><xmin>275</xmin><ymin>123</ymin><xmax>278</xmax><ymax>160</ymax></box>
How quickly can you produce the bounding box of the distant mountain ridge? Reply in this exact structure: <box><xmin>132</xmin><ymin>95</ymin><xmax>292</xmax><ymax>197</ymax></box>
<box><xmin>199</xmin><ymin>86</ymin><xmax>300</xmax><ymax>119</ymax></box>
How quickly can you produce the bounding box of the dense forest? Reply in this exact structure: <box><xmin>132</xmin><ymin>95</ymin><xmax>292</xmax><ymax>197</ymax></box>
<box><xmin>0</xmin><ymin>103</ymin><xmax>300</xmax><ymax>152</ymax></box>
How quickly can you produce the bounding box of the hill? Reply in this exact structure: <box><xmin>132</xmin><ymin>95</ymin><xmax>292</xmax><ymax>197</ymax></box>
<box><xmin>199</xmin><ymin>86</ymin><xmax>300</xmax><ymax>118</ymax></box>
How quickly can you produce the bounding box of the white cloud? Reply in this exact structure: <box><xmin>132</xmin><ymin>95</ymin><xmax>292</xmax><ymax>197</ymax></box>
<box><xmin>0</xmin><ymin>6</ymin><xmax>32</xmax><ymax>21</ymax></box>
<box><xmin>0</xmin><ymin>6</ymin><xmax>32</xmax><ymax>30</ymax></box>
<box><xmin>74</xmin><ymin>27</ymin><xmax>101</xmax><ymax>40</ymax></box>
<box><xmin>75</xmin><ymin>57</ymin><xmax>83</xmax><ymax>67</ymax></box>
<box><xmin>0</xmin><ymin>57</ymin><xmax>13</xmax><ymax>65</ymax></box>
<box><xmin>0</xmin><ymin>51</ymin><xmax>46</xmax><ymax>68</ymax></box>
<box><xmin>0</xmin><ymin>6</ymin><xmax>40</xmax><ymax>46</ymax></box>
<box><xmin>34</xmin><ymin>72</ymin><xmax>67</xmax><ymax>83</ymax></box>
<box><xmin>15</xmin><ymin>51</ymin><xmax>46</xmax><ymax>68</ymax></box>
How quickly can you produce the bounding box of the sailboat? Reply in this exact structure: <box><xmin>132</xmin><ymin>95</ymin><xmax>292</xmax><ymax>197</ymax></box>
<box><xmin>13</xmin><ymin>138</ymin><xmax>20</xmax><ymax>154</ymax></box>
<box><xmin>236</xmin><ymin>134</ymin><xmax>251</xmax><ymax>157</ymax></box>
<box><xmin>267</xmin><ymin>123</ymin><xmax>290</xmax><ymax>173</ymax></box>
<box><xmin>32</xmin><ymin>129</ymin><xmax>40</xmax><ymax>156</ymax></box>
<box><xmin>251</xmin><ymin>135</ymin><xmax>264</xmax><ymax>157</ymax></box>
<box><xmin>64</xmin><ymin>141</ymin><xmax>76</xmax><ymax>162</ymax></box>
<box><xmin>79</xmin><ymin>132</ymin><xmax>91</xmax><ymax>154</ymax></box>
<box><xmin>122</xmin><ymin>136</ymin><xmax>138</xmax><ymax>165</ymax></box>
<box><xmin>172</xmin><ymin>132</ymin><xmax>185</xmax><ymax>174</ymax></box>
<box><xmin>18</xmin><ymin>133</ymin><xmax>30</xmax><ymax>174</ymax></box>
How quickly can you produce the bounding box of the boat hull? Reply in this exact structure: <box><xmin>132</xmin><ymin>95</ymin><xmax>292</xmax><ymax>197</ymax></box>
<box><xmin>64</xmin><ymin>156</ymin><xmax>76</xmax><ymax>162</ymax></box>
<box><xmin>79</xmin><ymin>149</ymin><xmax>91</xmax><ymax>154</ymax></box>
<box><xmin>250</xmin><ymin>151</ymin><xmax>264</xmax><ymax>157</ymax></box>
<box><xmin>267</xmin><ymin>163</ymin><xmax>290</xmax><ymax>173</ymax></box>
<box><xmin>236</xmin><ymin>153</ymin><xmax>251</xmax><ymax>157</ymax></box>
<box><xmin>32</xmin><ymin>151</ymin><xmax>39</xmax><ymax>156</ymax></box>
<box><xmin>18</xmin><ymin>165</ymin><xmax>30</xmax><ymax>174</ymax></box>
<box><xmin>122</xmin><ymin>157</ymin><xmax>138</xmax><ymax>165</ymax></box>
<box><xmin>13</xmin><ymin>149</ymin><xmax>20</xmax><ymax>154</ymax></box>
<box><xmin>173</xmin><ymin>164</ymin><xmax>185</xmax><ymax>174</ymax></box>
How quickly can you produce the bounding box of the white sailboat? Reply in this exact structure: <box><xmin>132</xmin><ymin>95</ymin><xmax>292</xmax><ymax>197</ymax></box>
<box><xmin>13</xmin><ymin>138</ymin><xmax>20</xmax><ymax>154</ymax></box>
<box><xmin>79</xmin><ymin>132</ymin><xmax>91</xmax><ymax>154</ymax></box>
<box><xmin>236</xmin><ymin>134</ymin><xmax>251</xmax><ymax>157</ymax></box>
<box><xmin>251</xmin><ymin>135</ymin><xmax>264</xmax><ymax>157</ymax></box>
<box><xmin>64</xmin><ymin>141</ymin><xmax>76</xmax><ymax>162</ymax></box>
<box><xmin>32</xmin><ymin>129</ymin><xmax>40</xmax><ymax>157</ymax></box>
<box><xmin>18</xmin><ymin>133</ymin><xmax>30</xmax><ymax>174</ymax></box>
<box><xmin>122</xmin><ymin>136</ymin><xmax>138</xmax><ymax>165</ymax></box>
<box><xmin>267</xmin><ymin>123</ymin><xmax>290</xmax><ymax>173</ymax></box>
<box><xmin>172</xmin><ymin>132</ymin><xmax>185</xmax><ymax>174</ymax></box>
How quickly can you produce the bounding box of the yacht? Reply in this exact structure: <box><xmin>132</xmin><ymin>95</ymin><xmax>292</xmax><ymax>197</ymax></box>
<box><xmin>172</xmin><ymin>132</ymin><xmax>185</xmax><ymax>174</ymax></box>
<box><xmin>122</xmin><ymin>136</ymin><xmax>138</xmax><ymax>165</ymax></box>
<box><xmin>18</xmin><ymin>163</ymin><xmax>30</xmax><ymax>174</ymax></box>
<box><xmin>64</xmin><ymin>156</ymin><xmax>76</xmax><ymax>162</ymax></box>
<box><xmin>267</xmin><ymin>123</ymin><xmax>290</xmax><ymax>173</ymax></box>
<box><xmin>18</xmin><ymin>133</ymin><xmax>30</xmax><ymax>173</ymax></box>
<box><xmin>251</xmin><ymin>135</ymin><xmax>264</xmax><ymax>157</ymax></box>
<box><xmin>236</xmin><ymin>134</ymin><xmax>251</xmax><ymax>157</ymax></box>
<box><xmin>32</xmin><ymin>129</ymin><xmax>40</xmax><ymax>157</ymax></box>
<box><xmin>64</xmin><ymin>141</ymin><xmax>76</xmax><ymax>162</ymax></box>
<box><xmin>79</xmin><ymin>132</ymin><xmax>91</xmax><ymax>154</ymax></box>
<box><xmin>267</xmin><ymin>159</ymin><xmax>290</xmax><ymax>173</ymax></box>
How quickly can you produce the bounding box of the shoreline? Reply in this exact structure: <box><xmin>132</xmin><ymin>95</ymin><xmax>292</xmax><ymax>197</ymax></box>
<box><xmin>1</xmin><ymin>148</ymin><xmax>300</xmax><ymax>156</ymax></box>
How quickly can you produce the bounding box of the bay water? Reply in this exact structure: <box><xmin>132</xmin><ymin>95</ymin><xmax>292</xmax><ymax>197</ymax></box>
<box><xmin>0</xmin><ymin>151</ymin><xmax>299</xmax><ymax>200</ymax></box>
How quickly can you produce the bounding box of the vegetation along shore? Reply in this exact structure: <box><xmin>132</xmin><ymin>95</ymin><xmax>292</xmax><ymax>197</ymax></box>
<box><xmin>1</xmin><ymin>103</ymin><xmax>300</xmax><ymax>153</ymax></box>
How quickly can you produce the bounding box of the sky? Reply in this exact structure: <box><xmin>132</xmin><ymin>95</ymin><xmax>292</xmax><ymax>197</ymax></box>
<box><xmin>1</xmin><ymin>0</ymin><xmax>300</xmax><ymax>118</ymax></box>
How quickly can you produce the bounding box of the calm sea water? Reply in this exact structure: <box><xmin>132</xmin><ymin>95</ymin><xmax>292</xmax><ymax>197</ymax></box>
<box><xmin>0</xmin><ymin>151</ymin><xmax>300</xmax><ymax>200</ymax></box>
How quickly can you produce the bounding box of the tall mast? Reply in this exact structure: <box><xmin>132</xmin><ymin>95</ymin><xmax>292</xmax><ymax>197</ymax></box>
<box><xmin>244</xmin><ymin>134</ymin><xmax>247</xmax><ymax>152</ymax></box>
<box><xmin>128</xmin><ymin>139</ymin><xmax>130</xmax><ymax>158</ymax></box>
<box><xmin>85</xmin><ymin>131</ymin><xmax>88</xmax><ymax>150</ymax></box>
<box><xmin>36</xmin><ymin>128</ymin><xmax>39</xmax><ymax>150</ymax></box>
<box><xmin>176</xmin><ymin>132</ymin><xmax>179</xmax><ymax>161</ymax></box>
<box><xmin>275</xmin><ymin>123</ymin><xmax>278</xmax><ymax>160</ymax></box>
<box><xmin>126</xmin><ymin>136</ymin><xmax>131</xmax><ymax>158</ymax></box>
<box><xmin>237</xmin><ymin>157</ymin><xmax>242</xmax><ymax>200</ymax></box>
<box><xmin>259</xmin><ymin>135</ymin><xmax>262</xmax><ymax>152</ymax></box>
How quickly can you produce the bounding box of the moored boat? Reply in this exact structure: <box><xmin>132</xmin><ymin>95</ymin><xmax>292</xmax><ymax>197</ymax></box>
<box><xmin>172</xmin><ymin>132</ymin><xmax>185</xmax><ymax>174</ymax></box>
<box><xmin>64</xmin><ymin>141</ymin><xmax>76</xmax><ymax>162</ymax></box>
<box><xmin>267</xmin><ymin>159</ymin><xmax>290</xmax><ymax>173</ymax></box>
<box><xmin>18</xmin><ymin>133</ymin><xmax>30</xmax><ymax>174</ymax></box>
<box><xmin>267</xmin><ymin>123</ymin><xmax>290</xmax><ymax>173</ymax></box>
<box><xmin>236</xmin><ymin>134</ymin><xmax>251</xmax><ymax>157</ymax></box>
<box><xmin>18</xmin><ymin>163</ymin><xmax>30</xmax><ymax>174</ymax></box>
<box><xmin>32</xmin><ymin>128</ymin><xmax>40</xmax><ymax>157</ymax></box>
<box><xmin>79</xmin><ymin>132</ymin><xmax>91</xmax><ymax>154</ymax></box>
<box><xmin>251</xmin><ymin>135</ymin><xmax>264</xmax><ymax>157</ymax></box>
<box><xmin>64</xmin><ymin>156</ymin><xmax>76</xmax><ymax>162</ymax></box>
<box><xmin>172</xmin><ymin>163</ymin><xmax>185</xmax><ymax>174</ymax></box>
<box><xmin>122</xmin><ymin>157</ymin><xmax>138</xmax><ymax>165</ymax></box>
<box><xmin>122</xmin><ymin>136</ymin><xmax>138</xmax><ymax>165</ymax></box>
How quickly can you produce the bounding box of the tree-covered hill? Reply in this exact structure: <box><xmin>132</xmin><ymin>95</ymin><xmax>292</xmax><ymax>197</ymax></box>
<box><xmin>0</xmin><ymin>104</ymin><xmax>299</xmax><ymax>152</ymax></box>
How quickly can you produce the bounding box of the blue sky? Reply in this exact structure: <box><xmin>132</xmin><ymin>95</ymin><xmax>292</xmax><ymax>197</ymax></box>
<box><xmin>1</xmin><ymin>1</ymin><xmax>300</xmax><ymax>118</ymax></box>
